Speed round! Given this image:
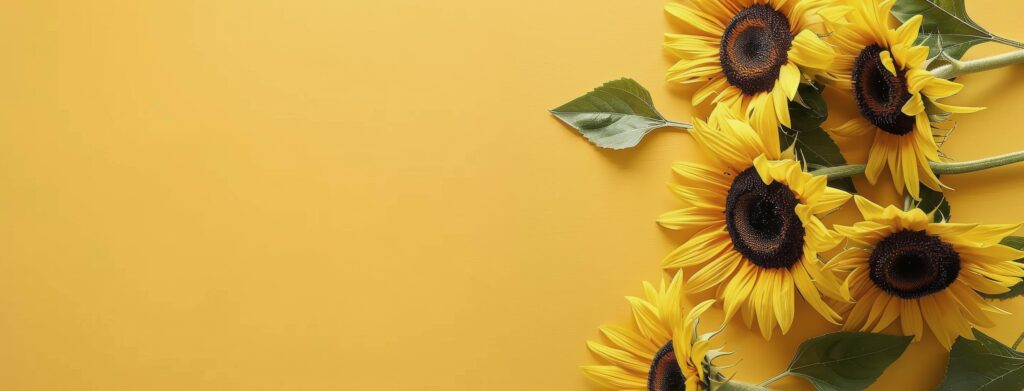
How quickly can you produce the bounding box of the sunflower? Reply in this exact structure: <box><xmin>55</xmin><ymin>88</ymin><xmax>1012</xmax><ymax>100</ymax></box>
<box><xmin>582</xmin><ymin>272</ymin><xmax>726</xmax><ymax>391</ymax></box>
<box><xmin>828</xmin><ymin>196</ymin><xmax>1024</xmax><ymax>349</ymax></box>
<box><xmin>821</xmin><ymin>0</ymin><xmax>982</xmax><ymax>200</ymax></box>
<box><xmin>657</xmin><ymin>105</ymin><xmax>851</xmax><ymax>340</ymax></box>
<box><xmin>664</xmin><ymin>0</ymin><xmax>840</xmax><ymax>157</ymax></box>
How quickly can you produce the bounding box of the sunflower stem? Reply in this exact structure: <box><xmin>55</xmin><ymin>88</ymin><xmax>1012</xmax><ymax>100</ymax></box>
<box><xmin>810</xmin><ymin>150</ymin><xmax>1024</xmax><ymax>180</ymax></box>
<box><xmin>666</xmin><ymin>120</ymin><xmax>693</xmax><ymax>130</ymax></box>
<box><xmin>931</xmin><ymin>50</ymin><xmax>1024</xmax><ymax>79</ymax></box>
<box><xmin>1013</xmin><ymin>331</ymin><xmax>1024</xmax><ymax>351</ymax></box>
<box><xmin>720</xmin><ymin>379</ymin><xmax>775</xmax><ymax>391</ymax></box>
<box><xmin>757</xmin><ymin>371</ymin><xmax>788</xmax><ymax>387</ymax></box>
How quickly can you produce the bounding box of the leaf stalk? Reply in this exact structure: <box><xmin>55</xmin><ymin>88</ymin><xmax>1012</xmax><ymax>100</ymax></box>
<box><xmin>757</xmin><ymin>372</ymin><xmax>788</xmax><ymax>387</ymax></box>
<box><xmin>666</xmin><ymin>120</ymin><xmax>693</xmax><ymax>129</ymax></box>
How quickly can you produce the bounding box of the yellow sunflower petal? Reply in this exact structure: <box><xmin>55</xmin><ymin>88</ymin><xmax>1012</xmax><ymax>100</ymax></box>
<box><xmin>665</xmin><ymin>3</ymin><xmax>725</xmax><ymax>36</ymax></box>
<box><xmin>894</xmin><ymin>14</ymin><xmax>923</xmax><ymax>46</ymax></box>
<box><xmin>626</xmin><ymin>296</ymin><xmax>671</xmax><ymax>341</ymax></box>
<box><xmin>657</xmin><ymin>207</ymin><xmax>725</xmax><ymax>231</ymax></box>
<box><xmin>582</xmin><ymin>366</ymin><xmax>646</xmax><ymax>389</ymax></box>
<box><xmin>779</xmin><ymin>62</ymin><xmax>801</xmax><ymax>100</ymax></box>
<box><xmin>722</xmin><ymin>262</ymin><xmax>758</xmax><ymax>321</ymax></box>
<box><xmin>789</xmin><ymin>30</ymin><xmax>835</xmax><ymax>70</ymax></box>
<box><xmin>662</xmin><ymin>227</ymin><xmax>731</xmax><ymax>268</ymax></box>
<box><xmin>830</xmin><ymin>117</ymin><xmax>876</xmax><ymax>137</ymax></box>
<box><xmin>774</xmin><ymin>271</ymin><xmax>796</xmax><ymax>333</ymax></box>
<box><xmin>599</xmin><ymin>325</ymin><xmax>659</xmax><ymax>357</ymax></box>
<box><xmin>901</xmin><ymin>92</ymin><xmax>925</xmax><ymax>116</ymax></box>
<box><xmin>931</xmin><ymin>100</ymin><xmax>985</xmax><ymax>114</ymax></box>
<box><xmin>687</xmin><ymin>251</ymin><xmax>743</xmax><ymax>293</ymax></box>
<box><xmin>921</xmin><ymin>77</ymin><xmax>963</xmax><ymax>99</ymax></box>
<box><xmin>879</xmin><ymin>50</ymin><xmax>897</xmax><ymax>75</ymax></box>
<box><xmin>900</xmin><ymin>300</ymin><xmax>924</xmax><ymax>341</ymax></box>
<box><xmin>773</xmin><ymin>82</ymin><xmax>792</xmax><ymax>128</ymax></box>
<box><xmin>587</xmin><ymin>341</ymin><xmax>650</xmax><ymax>373</ymax></box>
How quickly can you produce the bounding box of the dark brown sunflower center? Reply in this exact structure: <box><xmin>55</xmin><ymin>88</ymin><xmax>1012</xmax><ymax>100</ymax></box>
<box><xmin>852</xmin><ymin>45</ymin><xmax>915</xmax><ymax>135</ymax></box>
<box><xmin>869</xmin><ymin>229</ymin><xmax>961</xmax><ymax>299</ymax></box>
<box><xmin>648</xmin><ymin>341</ymin><xmax>686</xmax><ymax>391</ymax></box>
<box><xmin>720</xmin><ymin>4</ymin><xmax>793</xmax><ymax>96</ymax></box>
<box><xmin>725</xmin><ymin>167</ymin><xmax>805</xmax><ymax>269</ymax></box>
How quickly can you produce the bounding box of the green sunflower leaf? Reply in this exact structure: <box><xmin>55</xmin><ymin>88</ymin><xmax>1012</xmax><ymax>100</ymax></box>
<box><xmin>891</xmin><ymin>0</ymin><xmax>1024</xmax><ymax>61</ymax></box>
<box><xmin>937</xmin><ymin>329</ymin><xmax>1024</xmax><ymax>390</ymax></box>
<box><xmin>550</xmin><ymin>78</ymin><xmax>690</xmax><ymax>149</ymax></box>
<box><xmin>781</xmin><ymin>85</ymin><xmax>857</xmax><ymax>193</ymax></box>
<box><xmin>913</xmin><ymin>185</ymin><xmax>951</xmax><ymax>223</ymax></box>
<box><xmin>978</xmin><ymin>236</ymin><xmax>1024</xmax><ymax>300</ymax></box>
<box><xmin>788</xmin><ymin>84</ymin><xmax>829</xmax><ymax>131</ymax></box>
<box><xmin>782</xmin><ymin>332</ymin><xmax>912</xmax><ymax>391</ymax></box>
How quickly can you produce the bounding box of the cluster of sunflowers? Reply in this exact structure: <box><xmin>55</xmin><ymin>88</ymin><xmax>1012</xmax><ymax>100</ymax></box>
<box><xmin>553</xmin><ymin>0</ymin><xmax>1024</xmax><ymax>389</ymax></box>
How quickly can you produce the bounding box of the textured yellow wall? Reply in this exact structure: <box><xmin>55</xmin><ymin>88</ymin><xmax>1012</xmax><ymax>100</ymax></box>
<box><xmin>3</xmin><ymin>1</ymin><xmax>1024</xmax><ymax>390</ymax></box>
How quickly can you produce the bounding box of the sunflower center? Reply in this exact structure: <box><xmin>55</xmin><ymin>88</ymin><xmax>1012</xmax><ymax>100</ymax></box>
<box><xmin>852</xmin><ymin>45</ymin><xmax>915</xmax><ymax>135</ymax></box>
<box><xmin>869</xmin><ymin>230</ymin><xmax>961</xmax><ymax>299</ymax></box>
<box><xmin>725</xmin><ymin>167</ymin><xmax>805</xmax><ymax>269</ymax></box>
<box><xmin>648</xmin><ymin>341</ymin><xmax>686</xmax><ymax>391</ymax></box>
<box><xmin>720</xmin><ymin>4</ymin><xmax>793</xmax><ymax>96</ymax></box>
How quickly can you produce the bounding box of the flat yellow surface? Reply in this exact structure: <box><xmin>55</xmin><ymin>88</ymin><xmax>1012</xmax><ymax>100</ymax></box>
<box><xmin>4</xmin><ymin>1</ymin><xmax>1024</xmax><ymax>390</ymax></box>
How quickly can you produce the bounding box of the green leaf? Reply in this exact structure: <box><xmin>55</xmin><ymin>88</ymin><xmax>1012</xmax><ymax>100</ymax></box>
<box><xmin>892</xmin><ymin>0</ymin><xmax>1024</xmax><ymax>61</ymax></box>
<box><xmin>913</xmin><ymin>185</ymin><xmax>951</xmax><ymax>222</ymax></box>
<box><xmin>788</xmin><ymin>84</ymin><xmax>829</xmax><ymax>132</ymax></box>
<box><xmin>937</xmin><ymin>329</ymin><xmax>1024</xmax><ymax>390</ymax></box>
<box><xmin>784</xmin><ymin>332</ymin><xmax>912</xmax><ymax>391</ymax></box>
<box><xmin>550</xmin><ymin>78</ymin><xmax>689</xmax><ymax>149</ymax></box>
<box><xmin>781</xmin><ymin>85</ymin><xmax>856</xmax><ymax>193</ymax></box>
<box><xmin>1001</xmin><ymin>236</ymin><xmax>1024</xmax><ymax>249</ymax></box>
<box><xmin>978</xmin><ymin>236</ymin><xmax>1024</xmax><ymax>300</ymax></box>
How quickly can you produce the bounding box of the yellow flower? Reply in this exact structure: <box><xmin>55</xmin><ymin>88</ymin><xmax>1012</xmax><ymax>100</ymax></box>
<box><xmin>822</xmin><ymin>0</ymin><xmax>982</xmax><ymax>199</ymax></box>
<box><xmin>664</xmin><ymin>0</ymin><xmax>838</xmax><ymax>157</ymax></box>
<box><xmin>829</xmin><ymin>196</ymin><xmax>1024</xmax><ymax>349</ymax></box>
<box><xmin>582</xmin><ymin>272</ymin><xmax>724</xmax><ymax>391</ymax></box>
<box><xmin>658</xmin><ymin>105</ymin><xmax>851</xmax><ymax>340</ymax></box>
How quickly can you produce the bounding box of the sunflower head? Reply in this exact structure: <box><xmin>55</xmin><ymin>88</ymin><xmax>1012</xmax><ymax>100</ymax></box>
<box><xmin>823</xmin><ymin>0</ymin><xmax>983</xmax><ymax>199</ymax></box>
<box><xmin>828</xmin><ymin>196</ymin><xmax>1024</xmax><ymax>349</ymax></box>
<box><xmin>658</xmin><ymin>105</ymin><xmax>851</xmax><ymax>340</ymax></box>
<box><xmin>582</xmin><ymin>272</ymin><xmax>728</xmax><ymax>391</ymax></box>
<box><xmin>665</xmin><ymin>0</ymin><xmax>840</xmax><ymax>154</ymax></box>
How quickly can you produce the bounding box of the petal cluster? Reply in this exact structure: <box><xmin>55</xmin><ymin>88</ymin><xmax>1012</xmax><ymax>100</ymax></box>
<box><xmin>582</xmin><ymin>272</ymin><xmax>725</xmax><ymax>390</ymax></box>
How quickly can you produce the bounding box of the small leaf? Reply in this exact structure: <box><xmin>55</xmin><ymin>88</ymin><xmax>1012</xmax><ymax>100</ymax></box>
<box><xmin>785</xmin><ymin>332</ymin><xmax>912</xmax><ymax>391</ymax></box>
<box><xmin>891</xmin><ymin>0</ymin><xmax>1024</xmax><ymax>61</ymax></box>
<box><xmin>937</xmin><ymin>329</ymin><xmax>1024</xmax><ymax>390</ymax></box>
<box><xmin>550</xmin><ymin>78</ymin><xmax>688</xmax><ymax>149</ymax></box>
<box><xmin>789</xmin><ymin>84</ymin><xmax>829</xmax><ymax>132</ymax></box>
<box><xmin>978</xmin><ymin>236</ymin><xmax>1024</xmax><ymax>300</ymax></box>
<box><xmin>914</xmin><ymin>185</ymin><xmax>951</xmax><ymax>223</ymax></box>
<box><xmin>783</xmin><ymin>85</ymin><xmax>856</xmax><ymax>193</ymax></box>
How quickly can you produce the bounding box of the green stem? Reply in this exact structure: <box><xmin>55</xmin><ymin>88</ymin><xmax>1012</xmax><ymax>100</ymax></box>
<box><xmin>931</xmin><ymin>50</ymin><xmax>1024</xmax><ymax>79</ymax></box>
<box><xmin>811</xmin><ymin>150</ymin><xmax>1024</xmax><ymax>180</ymax></box>
<box><xmin>666</xmin><ymin>120</ymin><xmax>693</xmax><ymax>130</ymax></box>
<box><xmin>722</xmin><ymin>380</ymin><xmax>775</xmax><ymax>391</ymax></box>
<box><xmin>1013</xmin><ymin>331</ymin><xmax>1024</xmax><ymax>351</ymax></box>
<box><xmin>757</xmin><ymin>371</ymin><xmax>788</xmax><ymax>387</ymax></box>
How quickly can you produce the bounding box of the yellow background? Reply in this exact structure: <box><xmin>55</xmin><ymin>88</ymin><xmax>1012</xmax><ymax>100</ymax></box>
<box><xmin>4</xmin><ymin>1</ymin><xmax>1024</xmax><ymax>390</ymax></box>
